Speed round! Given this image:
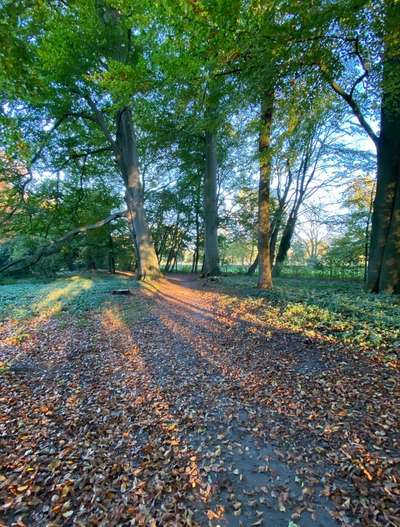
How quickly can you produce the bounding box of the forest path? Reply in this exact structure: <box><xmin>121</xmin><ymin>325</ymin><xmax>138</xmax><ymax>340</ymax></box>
<box><xmin>123</xmin><ymin>274</ymin><xmax>337</xmax><ymax>526</ymax></box>
<box><xmin>2</xmin><ymin>273</ymin><xmax>375</xmax><ymax>526</ymax></box>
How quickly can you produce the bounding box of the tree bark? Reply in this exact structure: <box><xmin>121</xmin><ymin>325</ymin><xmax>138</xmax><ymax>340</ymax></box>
<box><xmin>116</xmin><ymin>107</ymin><xmax>160</xmax><ymax>280</ymax></box>
<box><xmin>273</xmin><ymin>212</ymin><xmax>298</xmax><ymax>276</ymax></box>
<box><xmin>257</xmin><ymin>93</ymin><xmax>274</xmax><ymax>289</ymax></box>
<box><xmin>108</xmin><ymin>231</ymin><xmax>116</xmax><ymax>273</ymax></box>
<box><xmin>367</xmin><ymin>111</ymin><xmax>400</xmax><ymax>293</ymax></box>
<box><xmin>367</xmin><ymin>1</ymin><xmax>400</xmax><ymax>293</ymax></box>
<box><xmin>203</xmin><ymin>130</ymin><xmax>220</xmax><ymax>275</ymax></box>
<box><xmin>247</xmin><ymin>253</ymin><xmax>259</xmax><ymax>275</ymax></box>
<box><xmin>191</xmin><ymin>209</ymin><xmax>200</xmax><ymax>273</ymax></box>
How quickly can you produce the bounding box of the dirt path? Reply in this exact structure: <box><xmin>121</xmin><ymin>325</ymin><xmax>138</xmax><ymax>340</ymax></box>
<box><xmin>1</xmin><ymin>275</ymin><xmax>397</xmax><ymax>526</ymax></box>
<box><xmin>132</xmin><ymin>275</ymin><xmax>337</xmax><ymax>526</ymax></box>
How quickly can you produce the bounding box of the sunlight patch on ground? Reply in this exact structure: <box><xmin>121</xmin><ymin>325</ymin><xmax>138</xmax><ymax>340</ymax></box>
<box><xmin>33</xmin><ymin>276</ymin><xmax>93</xmax><ymax>317</ymax></box>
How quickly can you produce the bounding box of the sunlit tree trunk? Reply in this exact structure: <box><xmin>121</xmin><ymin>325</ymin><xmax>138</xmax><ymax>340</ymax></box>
<box><xmin>116</xmin><ymin>107</ymin><xmax>160</xmax><ymax>280</ymax></box>
<box><xmin>203</xmin><ymin>130</ymin><xmax>220</xmax><ymax>275</ymax></box>
<box><xmin>257</xmin><ymin>93</ymin><xmax>274</xmax><ymax>289</ymax></box>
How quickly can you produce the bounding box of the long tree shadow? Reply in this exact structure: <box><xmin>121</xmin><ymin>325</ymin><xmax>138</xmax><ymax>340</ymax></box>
<box><xmin>121</xmin><ymin>279</ymin><xmax>340</xmax><ymax>525</ymax></box>
<box><xmin>130</xmin><ymin>276</ymin><xmax>398</xmax><ymax>527</ymax></box>
<box><xmin>0</xmin><ymin>279</ymin><xmax>212</xmax><ymax>526</ymax></box>
<box><xmin>1</xmin><ymin>274</ymin><xmax>397</xmax><ymax>526</ymax></box>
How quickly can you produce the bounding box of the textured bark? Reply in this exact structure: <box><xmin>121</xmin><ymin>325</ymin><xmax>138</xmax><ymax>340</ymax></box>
<box><xmin>367</xmin><ymin>110</ymin><xmax>400</xmax><ymax>293</ymax></box>
<box><xmin>257</xmin><ymin>94</ymin><xmax>274</xmax><ymax>289</ymax></box>
<box><xmin>203</xmin><ymin>130</ymin><xmax>220</xmax><ymax>276</ymax></box>
<box><xmin>367</xmin><ymin>1</ymin><xmax>400</xmax><ymax>293</ymax></box>
<box><xmin>116</xmin><ymin>108</ymin><xmax>160</xmax><ymax>280</ymax></box>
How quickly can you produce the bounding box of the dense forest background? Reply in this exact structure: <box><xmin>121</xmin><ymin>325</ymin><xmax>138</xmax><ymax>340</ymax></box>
<box><xmin>0</xmin><ymin>0</ymin><xmax>399</xmax><ymax>292</ymax></box>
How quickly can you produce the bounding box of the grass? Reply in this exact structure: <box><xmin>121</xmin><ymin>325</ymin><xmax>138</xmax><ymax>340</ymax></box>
<box><xmin>0</xmin><ymin>273</ymin><xmax>137</xmax><ymax>321</ymax></box>
<box><xmin>216</xmin><ymin>275</ymin><xmax>400</xmax><ymax>356</ymax></box>
<box><xmin>1</xmin><ymin>272</ymin><xmax>398</xmax><ymax>360</ymax></box>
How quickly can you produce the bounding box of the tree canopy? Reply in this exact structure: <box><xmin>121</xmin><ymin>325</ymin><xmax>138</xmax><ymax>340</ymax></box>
<box><xmin>1</xmin><ymin>0</ymin><xmax>399</xmax><ymax>292</ymax></box>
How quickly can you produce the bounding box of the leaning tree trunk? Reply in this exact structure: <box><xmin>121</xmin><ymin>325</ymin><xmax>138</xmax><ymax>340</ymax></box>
<box><xmin>203</xmin><ymin>130</ymin><xmax>220</xmax><ymax>276</ymax></box>
<box><xmin>247</xmin><ymin>253</ymin><xmax>259</xmax><ymax>275</ymax></box>
<box><xmin>273</xmin><ymin>212</ymin><xmax>298</xmax><ymax>276</ymax></box>
<box><xmin>270</xmin><ymin>204</ymin><xmax>286</xmax><ymax>264</ymax></box>
<box><xmin>257</xmin><ymin>93</ymin><xmax>274</xmax><ymax>289</ymax></box>
<box><xmin>116</xmin><ymin>107</ymin><xmax>160</xmax><ymax>280</ymax></box>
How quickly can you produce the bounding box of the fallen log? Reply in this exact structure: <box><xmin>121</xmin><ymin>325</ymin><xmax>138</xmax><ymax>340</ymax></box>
<box><xmin>111</xmin><ymin>289</ymin><xmax>133</xmax><ymax>295</ymax></box>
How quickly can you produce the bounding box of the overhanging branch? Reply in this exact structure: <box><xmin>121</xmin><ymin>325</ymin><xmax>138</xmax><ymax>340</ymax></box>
<box><xmin>0</xmin><ymin>210</ymin><xmax>127</xmax><ymax>274</ymax></box>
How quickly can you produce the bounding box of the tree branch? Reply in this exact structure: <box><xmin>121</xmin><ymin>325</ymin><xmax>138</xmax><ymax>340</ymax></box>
<box><xmin>82</xmin><ymin>96</ymin><xmax>119</xmax><ymax>155</ymax></box>
<box><xmin>0</xmin><ymin>210</ymin><xmax>127</xmax><ymax>274</ymax></box>
<box><xmin>318</xmin><ymin>67</ymin><xmax>379</xmax><ymax>147</ymax></box>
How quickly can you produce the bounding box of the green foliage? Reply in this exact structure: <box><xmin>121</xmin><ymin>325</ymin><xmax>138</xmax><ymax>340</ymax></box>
<box><xmin>0</xmin><ymin>274</ymin><xmax>135</xmax><ymax>321</ymax></box>
<box><xmin>325</xmin><ymin>175</ymin><xmax>375</xmax><ymax>268</ymax></box>
<box><xmin>219</xmin><ymin>276</ymin><xmax>400</xmax><ymax>353</ymax></box>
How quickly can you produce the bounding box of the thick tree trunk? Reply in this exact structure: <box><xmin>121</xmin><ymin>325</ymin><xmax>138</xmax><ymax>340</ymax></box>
<box><xmin>367</xmin><ymin>1</ymin><xmax>400</xmax><ymax>293</ymax></box>
<box><xmin>247</xmin><ymin>201</ymin><xmax>284</xmax><ymax>276</ymax></box>
<box><xmin>203</xmin><ymin>130</ymin><xmax>220</xmax><ymax>276</ymax></box>
<box><xmin>257</xmin><ymin>93</ymin><xmax>274</xmax><ymax>289</ymax></box>
<box><xmin>367</xmin><ymin>118</ymin><xmax>400</xmax><ymax>293</ymax></box>
<box><xmin>116</xmin><ymin>107</ymin><xmax>160</xmax><ymax>280</ymax></box>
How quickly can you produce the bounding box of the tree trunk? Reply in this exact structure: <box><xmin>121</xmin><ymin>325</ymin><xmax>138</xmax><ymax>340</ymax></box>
<box><xmin>156</xmin><ymin>229</ymin><xmax>168</xmax><ymax>263</ymax></box>
<box><xmin>247</xmin><ymin>253</ymin><xmax>259</xmax><ymax>275</ymax></box>
<box><xmin>273</xmin><ymin>212</ymin><xmax>298</xmax><ymax>276</ymax></box>
<box><xmin>345</xmin><ymin>1</ymin><xmax>400</xmax><ymax>294</ymax></box>
<box><xmin>270</xmin><ymin>205</ymin><xmax>286</xmax><ymax>264</ymax></box>
<box><xmin>203</xmin><ymin>130</ymin><xmax>220</xmax><ymax>275</ymax></box>
<box><xmin>164</xmin><ymin>221</ymin><xmax>180</xmax><ymax>273</ymax></box>
<box><xmin>116</xmin><ymin>107</ymin><xmax>160</xmax><ymax>280</ymax></box>
<box><xmin>257</xmin><ymin>93</ymin><xmax>274</xmax><ymax>289</ymax></box>
<box><xmin>367</xmin><ymin>128</ymin><xmax>400</xmax><ymax>293</ymax></box>
<box><xmin>367</xmin><ymin>9</ymin><xmax>400</xmax><ymax>294</ymax></box>
<box><xmin>108</xmin><ymin>232</ymin><xmax>116</xmax><ymax>273</ymax></box>
<box><xmin>191</xmin><ymin>209</ymin><xmax>200</xmax><ymax>273</ymax></box>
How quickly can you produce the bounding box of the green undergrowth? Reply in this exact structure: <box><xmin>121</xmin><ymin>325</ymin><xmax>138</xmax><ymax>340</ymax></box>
<box><xmin>0</xmin><ymin>273</ymin><xmax>137</xmax><ymax>321</ymax></box>
<box><xmin>217</xmin><ymin>276</ymin><xmax>400</xmax><ymax>355</ymax></box>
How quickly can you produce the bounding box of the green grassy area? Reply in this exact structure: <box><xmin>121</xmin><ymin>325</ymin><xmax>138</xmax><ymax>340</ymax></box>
<box><xmin>170</xmin><ymin>262</ymin><xmax>364</xmax><ymax>280</ymax></box>
<box><xmin>217</xmin><ymin>276</ymin><xmax>400</xmax><ymax>356</ymax></box>
<box><xmin>2</xmin><ymin>273</ymin><xmax>398</xmax><ymax>360</ymax></box>
<box><xmin>0</xmin><ymin>273</ymin><xmax>136</xmax><ymax>321</ymax></box>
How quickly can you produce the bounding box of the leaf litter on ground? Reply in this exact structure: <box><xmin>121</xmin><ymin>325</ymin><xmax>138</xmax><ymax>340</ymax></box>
<box><xmin>0</xmin><ymin>273</ymin><xmax>399</xmax><ymax>526</ymax></box>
